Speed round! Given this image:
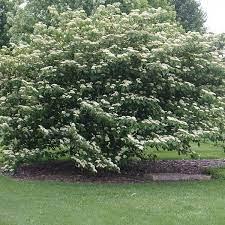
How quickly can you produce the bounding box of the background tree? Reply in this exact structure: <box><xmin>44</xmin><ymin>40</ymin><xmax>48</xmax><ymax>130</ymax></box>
<box><xmin>170</xmin><ymin>0</ymin><xmax>206</xmax><ymax>32</ymax></box>
<box><xmin>0</xmin><ymin>0</ymin><xmax>22</xmax><ymax>47</ymax></box>
<box><xmin>0</xmin><ymin>0</ymin><xmax>13</xmax><ymax>47</ymax></box>
<box><xmin>0</xmin><ymin>0</ymin><xmax>8</xmax><ymax>46</ymax></box>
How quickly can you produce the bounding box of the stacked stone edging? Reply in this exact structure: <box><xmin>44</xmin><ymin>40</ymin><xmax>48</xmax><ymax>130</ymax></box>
<box><xmin>7</xmin><ymin>159</ymin><xmax>225</xmax><ymax>183</ymax></box>
<box><xmin>124</xmin><ymin>159</ymin><xmax>225</xmax><ymax>175</ymax></box>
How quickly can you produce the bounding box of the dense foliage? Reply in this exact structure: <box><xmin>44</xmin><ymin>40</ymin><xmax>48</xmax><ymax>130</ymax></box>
<box><xmin>213</xmin><ymin>34</ymin><xmax>225</xmax><ymax>61</ymax></box>
<box><xmin>9</xmin><ymin>0</ymin><xmax>172</xmax><ymax>43</ymax></box>
<box><xmin>0</xmin><ymin>0</ymin><xmax>8</xmax><ymax>46</ymax></box>
<box><xmin>0</xmin><ymin>0</ymin><xmax>15</xmax><ymax>47</ymax></box>
<box><xmin>0</xmin><ymin>4</ymin><xmax>225</xmax><ymax>172</ymax></box>
<box><xmin>9</xmin><ymin>0</ymin><xmax>207</xmax><ymax>44</ymax></box>
<box><xmin>2</xmin><ymin>0</ymin><xmax>206</xmax><ymax>46</ymax></box>
<box><xmin>171</xmin><ymin>0</ymin><xmax>206</xmax><ymax>32</ymax></box>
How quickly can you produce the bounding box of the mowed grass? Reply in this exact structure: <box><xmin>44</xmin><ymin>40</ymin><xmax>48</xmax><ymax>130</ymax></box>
<box><xmin>0</xmin><ymin>143</ymin><xmax>225</xmax><ymax>225</ymax></box>
<box><xmin>147</xmin><ymin>142</ymin><xmax>225</xmax><ymax>160</ymax></box>
<box><xmin>1</xmin><ymin>176</ymin><xmax>225</xmax><ymax>225</ymax></box>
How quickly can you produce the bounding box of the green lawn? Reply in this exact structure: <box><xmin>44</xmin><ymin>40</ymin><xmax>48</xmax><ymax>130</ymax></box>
<box><xmin>0</xmin><ymin>176</ymin><xmax>225</xmax><ymax>225</ymax></box>
<box><xmin>147</xmin><ymin>142</ymin><xmax>225</xmax><ymax>160</ymax></box>
<box><xmin>0</xmin><ymin>143</ymin><xmax>225</xmax><ymax>225</ymax></box>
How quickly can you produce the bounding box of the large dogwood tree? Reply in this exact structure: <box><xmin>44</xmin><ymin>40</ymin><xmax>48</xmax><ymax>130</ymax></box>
<box><xmin>0</xmin><ymin>4</ymin><xmax>224</xmax><ymax>172</ymax></box>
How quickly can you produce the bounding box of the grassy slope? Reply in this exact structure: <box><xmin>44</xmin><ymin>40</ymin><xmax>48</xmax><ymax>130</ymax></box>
<box><xmin>147</xmin><ymin>142</ymin><xmax>225</xmax><ymax>160</ymax></box>
<box><xmin>0</xmin><ymin>176</ymin><xmax>225</xmax><ymax>225</ymax></box>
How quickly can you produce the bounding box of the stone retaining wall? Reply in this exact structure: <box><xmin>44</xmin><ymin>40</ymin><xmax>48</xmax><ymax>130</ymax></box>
<box><xmin>124</xmin><ymin>159</ymin><xmax>225</xmax><ymax>175</ymax></box>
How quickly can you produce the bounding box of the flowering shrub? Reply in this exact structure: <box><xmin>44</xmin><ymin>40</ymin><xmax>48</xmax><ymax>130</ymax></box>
<box><xmin>0</xmin><ymin>5</ymin><xmax>225</xmax><ymax>172</ymax></box>
<box><xmin>8</xmin><ymin>0</ymin><xmax>172</xmax><ymax>44</ymax></box>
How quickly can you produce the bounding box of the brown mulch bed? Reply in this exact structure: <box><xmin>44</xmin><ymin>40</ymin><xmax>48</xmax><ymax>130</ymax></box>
<box><xmin>12</xmin><ymin>159</ymin><xmax>225</xmax><ymax>183</ymax></box>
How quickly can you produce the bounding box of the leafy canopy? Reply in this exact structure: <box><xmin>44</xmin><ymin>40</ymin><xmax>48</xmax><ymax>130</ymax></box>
<box><xmin>2</xmin><ymin>0</ymin><xmax>206</xmax><ymax>47</ymax></box>
<box><xmin>9</xmin><ymin>0</ymin><xmax>173</xmax><ymax>43</ymax></box>
<box><xmin>170</xmin><ymin>0</ymin><xmax>206</xmax><ymax>32</ymax></box>
<box><xmin>0</xmin><ymin>0</ymin><xmax>16</xmax><ymax>47</ymax></box>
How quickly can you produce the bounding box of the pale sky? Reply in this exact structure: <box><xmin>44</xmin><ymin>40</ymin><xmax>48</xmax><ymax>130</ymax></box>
<box><xmin>200</xmin><ymin>0</ymin><xmax>225</xmax><ymax>33</ymax></box>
